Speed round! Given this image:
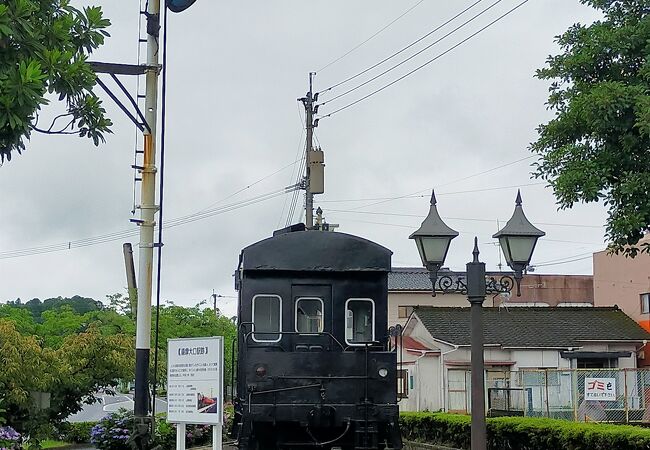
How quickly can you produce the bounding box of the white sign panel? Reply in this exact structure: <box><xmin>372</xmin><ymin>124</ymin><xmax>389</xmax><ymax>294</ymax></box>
<box><xmin>167</xmin><ymin>337</ymin><xmax>223</xmax><ymax>424</ymax></box>
<box><xmin>584</xmin><ymin>377</ymin><xmax>616</xmax><ymax>401</ymax></box>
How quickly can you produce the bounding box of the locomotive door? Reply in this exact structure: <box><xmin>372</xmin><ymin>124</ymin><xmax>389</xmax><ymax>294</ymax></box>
<box><xmin>290</xmin><ymin>284</ymin><xmax>332</xmax><ymax>351</ymax></box>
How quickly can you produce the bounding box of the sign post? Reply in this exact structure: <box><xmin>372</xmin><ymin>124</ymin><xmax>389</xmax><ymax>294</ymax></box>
<box><xmin>168</xmin><ymin>337</ymin><xmax>224</xmax><ymax>450</ymax></box>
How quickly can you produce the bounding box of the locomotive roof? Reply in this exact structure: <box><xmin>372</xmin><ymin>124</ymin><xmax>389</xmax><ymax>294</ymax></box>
<box><xmin>240</xmin><ymin>230</ymin><xmax>392</xmax><ymax>272</ymax></box>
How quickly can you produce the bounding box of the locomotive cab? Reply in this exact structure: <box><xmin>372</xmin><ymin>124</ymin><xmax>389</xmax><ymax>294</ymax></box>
<box><xmin>233</xmin><ymin>226</ymin><xmax>401</xmax><ymax>450</ymax></box>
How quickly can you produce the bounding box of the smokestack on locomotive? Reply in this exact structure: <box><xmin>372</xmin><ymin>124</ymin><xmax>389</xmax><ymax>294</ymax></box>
<box><xmin>231</xmin><ymin>224</ymin><xmax>402</xmax><ymax>450</ymax></box>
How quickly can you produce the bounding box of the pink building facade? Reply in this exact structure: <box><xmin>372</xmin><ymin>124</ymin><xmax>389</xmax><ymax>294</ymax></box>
<box><xmin>594</xmin><ymin>234</ymin><xmax>650</xmax><ymax>363</ymax></box>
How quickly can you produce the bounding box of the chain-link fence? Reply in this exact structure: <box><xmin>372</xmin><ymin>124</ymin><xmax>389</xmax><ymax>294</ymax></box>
<box><xmin>484</xmin><ymin>369</ymin><xmax>650</xmax><ymax>423</ymax></box>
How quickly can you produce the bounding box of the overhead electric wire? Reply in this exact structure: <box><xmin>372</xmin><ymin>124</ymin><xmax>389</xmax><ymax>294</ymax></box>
<box><xmin>320</xmin><ymin>0</ymin><xmax>484</xmax><ymax>94</ymax></box>
<box><xmin>318</xmin><ymin>182</ymin><xmax>545</xmax><ymax>203</ymax></box>
<box><xmin>199</xmin><ymin>156</ymin><xmax>302</xmax><ymax>214</ymax></box>
<box><xmin>325</xmin><ymin>209</ymin><xmax>604</xmax><ymax>230</ymax></box>
<box><xmin>320</xmin><ymin>0</ymin><xmax>531</xmax><ymax>119</ymax></box>
<box><xmin>353</xmin><ymin>155</ymin><xmax>535</xmax><ymax>210</ymax></box>
<box><xmin>317</xmin><ymin>0</ymin><xmax>426</xmax><ymax>73</ymax></box>
<box><xmin>0</xmin><ymin>187</ymin><xmax>289</xmax><ymax>260</ymax></box>
<box><xmin>278</xmin><ymin>104</ymin><xmax>307</xmax><ymax>228</ymax></box>
<box><xmin>533</xmin><ymin>255</ymin><xmax>594</xmax><ymax>267</ymax></box>
<box><xmin>319</xmin><ymin>0</ymin><xmax>500</xmax><ymax>105</ymax></box>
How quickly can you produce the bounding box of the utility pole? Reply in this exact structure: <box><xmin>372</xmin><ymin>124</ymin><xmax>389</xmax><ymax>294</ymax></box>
<box><xmin>133</xmin><ymin>0</ymin><xmax>161</xmax><ymax>442</ymax></box>
<box><xmin>299</xmin><ymin>72</ymin><xmax>324</xmax><ymax>229</ymax></box>
<box><xmin>212</xmin><ymin>290</ymin><xmax>217</xmax><ymax>314</ymax></box>
<box><xmin>302</xmin><ymin>73</ymin><xmax>315</xmax><ymax>228</ymax></box>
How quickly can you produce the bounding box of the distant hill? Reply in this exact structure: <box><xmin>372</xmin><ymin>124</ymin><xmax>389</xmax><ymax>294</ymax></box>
<box><xmin>6</xmin><ymin>295</ymin><xmax>103</xmax><ymax>321</ymax></box>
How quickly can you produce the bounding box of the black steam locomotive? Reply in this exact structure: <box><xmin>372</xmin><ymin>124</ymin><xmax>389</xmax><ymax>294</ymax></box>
<box><xmin>231</xmin><ymin>224</ymin><xmax>401</xmax><ymax>450</ymax></box>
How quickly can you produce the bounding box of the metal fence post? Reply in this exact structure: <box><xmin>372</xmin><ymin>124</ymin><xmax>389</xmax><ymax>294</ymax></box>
<box><xmin>545</xmin><ymin>369</ymin><xmax>550</xmax><ymax>418</ymax></box>
<box><xmin>572</xmin><ymin>370</ymin><xmax>578</xmax><ymax>422</ymax></box>
<box><xmin>624</xmin><ymin>369</ymin><xmax>629</xmax><ymax>423</ymax></box>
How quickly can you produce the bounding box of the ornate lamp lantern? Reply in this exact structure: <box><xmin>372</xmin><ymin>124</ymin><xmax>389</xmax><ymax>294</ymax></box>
<box><xmin>493</xmin><ymin>190</ymin><xmax>545</xmax><ymax>295</ymax></box>
<box><xmin>409</xmin><ymin>190</ymin><xmax>459</xmax><ymax>295</ymax></box>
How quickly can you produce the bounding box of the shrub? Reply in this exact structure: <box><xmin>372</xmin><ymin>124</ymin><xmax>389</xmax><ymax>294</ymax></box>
<box><xmin>400</xmin><ymin>412</ymin><xmax>650</xmax><ymax>450</ymax></box>
<box><xmin>153</xmin><ymin>415</ymin><xmax>211</xmax><ymax>449</ymax></box>
<box><xmin>90</xmin><ymin>410</ymin><xmax>134</xmax><ymax>450</ymax></box>
<box><xmin>0</xmin><ymin>426</ymin><xmax>22</xmax><ymax>450</ymax></box>
<box><xmin>57</xmin><ymin>421</ymin><xmax>97</xmax><ymax>443</ymax></box>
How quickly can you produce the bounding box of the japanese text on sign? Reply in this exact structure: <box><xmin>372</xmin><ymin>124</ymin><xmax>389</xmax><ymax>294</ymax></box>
<box><xmin>584</xmin><ymin>377</ymin><xmax>616</xmax><ymax>401</ymax></box>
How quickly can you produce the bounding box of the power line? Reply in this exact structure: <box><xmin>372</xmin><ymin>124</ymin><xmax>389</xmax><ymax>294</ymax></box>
<box><xmin>326</xmin><ymin>209</ymin><xmax>604</xmax><ymax>230</ymax></box>
<box><xmin>277</xmin><ymin>104</ymin><xmax>307</xmax><ymax>228</ymax></box>
<box><xmin>316</xmin><ymin>0</ymin><xmax>426</xmax><ymax>73</ymax></box>
<box><xmin>320</xmin><ymin>0</ymin><xmax>530</xmax><ymax>119</ymax></box>
<box><xmin>319</xmin><ymin>182</ymin><xmax>545</xmax><ymax>203</ymax></box>
<box><xmin>319</xmin><ymin>0</ymin><xmax>500</xmax><ymax>104</ymax></box>
<box><xmin>320</xmin><ymin>0</ymin><xmax>484</xmax><ymax>94</ymax></box>
<box><xmin>198</xmin><ymin>157</ymin><xmax>302</xmax><ymax>214</ymax></box>
<box><xmin>533</xmin><ymin>255</ymin><xmax>593</xmax><ymax>268</ymax></box>
<box><xmin>0</xmin><ymin>187</ymin><xmax>289</xmax><ymax>260</ymax></box>
<box><xmin>353</xmin><ymin>155</ymin><xmax>535</xmax><ymax>210</ymax></box>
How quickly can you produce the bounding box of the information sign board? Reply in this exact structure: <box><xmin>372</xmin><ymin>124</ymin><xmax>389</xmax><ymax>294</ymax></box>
<box><xmin>167</xmin><ymin>337</ymin><xmax>223</xmax><ymax>424</ymax></box>
<box><xmin>584</xmin><ymin>377</ymin><xmax>616</xmax><ymax>401</ymax></box>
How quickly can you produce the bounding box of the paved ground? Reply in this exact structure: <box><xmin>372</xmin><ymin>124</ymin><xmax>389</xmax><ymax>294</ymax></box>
<box><xmin>67</xmin><ymin>392</ymin><xmax>167</xmax><ymax>423</ymax></box>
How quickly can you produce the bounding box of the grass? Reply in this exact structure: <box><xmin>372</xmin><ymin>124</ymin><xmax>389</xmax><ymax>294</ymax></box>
<box><xmin>37</xmin><ymin>440</ymin><xmax>71</xmax><ymax>449</ymax></box>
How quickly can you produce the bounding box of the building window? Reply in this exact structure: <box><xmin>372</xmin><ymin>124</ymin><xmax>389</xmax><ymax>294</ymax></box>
<box><xmin>345</xmin><ymin>298</ymin><xmax>375</xmax><ymax>345</ymax></box>
<box><xmin>252</xmin><ymin>294</ymin><xmax>281</xmax><ymax>342</ymax></box>
<box><xmin>398</xmin><ymin>306</ymin><xmax>414</xmax><ymax>319</ymax></box>
<box><xmin>642</xmin><ymin>293</ymin><xmax>650</xmax><ymax>314</ymax></box>
<box><xmin>295</xmin><ymin>297</ymin><xmax>323</xmax><ymax>333</ymax></box>
<box><xmin>397</xmin><ymin>369</ymin><xmax>409</xmax><ymax>399</ymax></box>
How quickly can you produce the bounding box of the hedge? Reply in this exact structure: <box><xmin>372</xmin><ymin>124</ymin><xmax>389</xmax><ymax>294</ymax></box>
<box><xmin>400</xmin><ymin>412</ymin><xmax>650</xmax><ymax>450</ymax></box>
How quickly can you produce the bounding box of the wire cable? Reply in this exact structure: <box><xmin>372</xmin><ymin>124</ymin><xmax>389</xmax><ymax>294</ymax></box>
<box><xmin>320</xmin><ymin>0</ymin><xmax>530</xmax><ymax>119</ymax></box>
<box><xmin>353</xmin><ymin>155</ymin><xmax>535</xmax><ymax>210</ymax></box>
<box><xmin>317</xmin><ymin>0</ymin><xmax>426</xmax><ymax>73</ymax></box>
<box><xmin>320</xmin><ymin>0</ymin><xmax>494</xmax><ymax>102</ymax></box>
<box><xmin>318</xmin><ymin>182</ymin><xmax>545</xmax><ymax>203</ymax></box>
<box><xmin>151</xmin><ymin>3</ymin><xmax>168</xmax><ymax>424</ymax></box>
<box><xmin>0</xmin><ymin>187</ymin><xmax>288</xmax><ymax>260</ymax></box>
<box><xmin>326</xmin><ymin>209</ymin><xmax>604</xmax><ymax>230</ymax></box>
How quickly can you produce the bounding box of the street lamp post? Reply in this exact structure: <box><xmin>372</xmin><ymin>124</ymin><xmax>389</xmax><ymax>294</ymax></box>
<box><xmin>410</xmin><ymin>189</ymin><xmax>544</xmax><ymax>450</ymax></box>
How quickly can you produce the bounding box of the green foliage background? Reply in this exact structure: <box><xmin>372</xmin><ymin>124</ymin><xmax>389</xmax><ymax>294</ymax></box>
<box><xmin>0</xmin><ymin>0</ymin><xmax>112</xmax><ymax>163</ymax></box>
<box><xmin>0</xmin><ymin>294</ymin><xmax>237</xmax><ymax>443</ymax></box>
<box><xmin>532</xmin><ymin>0</ymin><xmax>650</xmax><ymax>256</ymax></box>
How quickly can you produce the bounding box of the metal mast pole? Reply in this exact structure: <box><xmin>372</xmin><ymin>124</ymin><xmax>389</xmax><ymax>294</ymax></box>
<box><xmin>134</xmin><ymin>0</ymin><xmax>161</xmax><ymax>423</ymax></box>
<box><xmin>304</xmin><ymin>73</ymin><xmax>315</xmax><ymax>229</ymax></box>
<box><xmin>467</xmin><ymin>237</ymin><xmax>487</xmax><ymax>450</ymax></box>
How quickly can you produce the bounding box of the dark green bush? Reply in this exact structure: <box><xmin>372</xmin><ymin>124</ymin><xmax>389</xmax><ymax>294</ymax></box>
<box><xmin>400</xmin><ymin>412</ymin><xmax>650</xmax><ymax>450</ymax></box>
<box><xmin>57</xmin><ymin>421</ymin><xmax>97</xmax><ymax>443</ymax></box>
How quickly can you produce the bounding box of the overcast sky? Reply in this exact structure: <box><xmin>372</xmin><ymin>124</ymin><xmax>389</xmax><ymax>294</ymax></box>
<box><xmin>0</xmin><ymin>1</ymin><xmax>605</xmax><ymax>317</ymax></box>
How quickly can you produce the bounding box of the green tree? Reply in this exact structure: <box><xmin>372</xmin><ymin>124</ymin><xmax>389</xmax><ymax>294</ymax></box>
<box><xmin>152</xmin><ymin>304</ymin><xmax>237</xmax><ymax>390</ymax></box>
<box><xmin>0</xmin><ymin>304</ymin><xmax>37</xmax><ymax>334</ymax></box>
<box><xmin>531</xmin><ymin>0</ymin><xmax>650</xmax><ymax>256</ymax></box>
<box><xmin>0</xmin><ymin>319</ymin><xmax>133</xmax><ymax>440</ymax></box>
<box><xmin>39</xmin><ymin>305</ymin><xmax>88</xmax><ymax>347</ymax></box>
<box><xmin>0</xmin><ymin>0</ymin><xmax>112</xmax><ymax>162</ymax></box>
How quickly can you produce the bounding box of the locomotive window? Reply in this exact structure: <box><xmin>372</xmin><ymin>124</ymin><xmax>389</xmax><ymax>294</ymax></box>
<box><xmin>345</xmin><ymin>298</ymin><xmax>375</xmax><ymax>345</ymax></box>
<box><xmin>295</xmin><ymin>297</ymin><xmax>324</xmax><ymax>333</ymax></box>
<box><xmin>252</xmin><ymin>294</ymin><xmax>282</xmax><ymax>342</ymax></box>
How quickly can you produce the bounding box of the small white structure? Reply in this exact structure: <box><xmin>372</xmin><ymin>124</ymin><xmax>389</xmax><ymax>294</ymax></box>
<box><xmin>397</xmin><ymin>306</ymin><xmax>650</xmax><ymax>414</ymax></box>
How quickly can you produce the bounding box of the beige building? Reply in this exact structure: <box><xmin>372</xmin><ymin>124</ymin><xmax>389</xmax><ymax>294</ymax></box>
<box><xmin>388</xmin><ymin>268</ymin><xmax>594</xmax><ymax>327</ymax></box>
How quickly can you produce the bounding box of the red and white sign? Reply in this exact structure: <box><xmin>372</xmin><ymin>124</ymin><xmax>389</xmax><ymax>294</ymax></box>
<box><xmin>584</xmin><ymin>377</ymin><xmax>616</xmax><ymax>401</ymax></box>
